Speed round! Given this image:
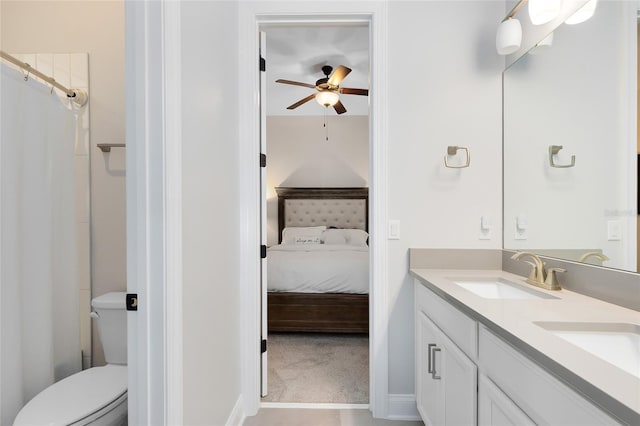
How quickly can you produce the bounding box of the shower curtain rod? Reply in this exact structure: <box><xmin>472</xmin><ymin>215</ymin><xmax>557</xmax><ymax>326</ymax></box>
<box><xmin>0</xmin><ymin>50</ymin><xmax>88</xmax><ymax>107</ymax></box>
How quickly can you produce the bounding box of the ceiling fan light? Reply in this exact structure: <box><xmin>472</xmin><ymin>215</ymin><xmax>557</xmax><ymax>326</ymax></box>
<box><xmin>316</xmin><ymin>91</ymin><xmax>340</xmax><ymax>107</ymax></box>
<box><xmin>565</xmin><ymin>0</ymin><xmax>598</xmax><ymax>25</ymax></box>
<box><xmin>528</xmin><ymin>0</ymin><xmax>562</xmax><ymax>25</ymax></box>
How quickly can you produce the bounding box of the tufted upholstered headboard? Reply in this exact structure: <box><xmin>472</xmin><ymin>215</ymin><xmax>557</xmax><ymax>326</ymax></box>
<box><xmin>275</xmin><ymin>187</ymin><xmax>369</xmax><ymax>244</ymax></box>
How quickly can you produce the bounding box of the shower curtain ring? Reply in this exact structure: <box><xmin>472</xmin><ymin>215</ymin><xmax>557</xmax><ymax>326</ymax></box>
<box><xmin>23</xmin><ymin>67</ymin><xmax>30</xmax><ymax>81</ymax></box>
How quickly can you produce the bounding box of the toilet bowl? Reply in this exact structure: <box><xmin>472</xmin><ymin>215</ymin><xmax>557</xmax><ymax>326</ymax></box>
<box><xmin>14</xmin><ymin>292</ymin><xmax>128</xmax><ymax>426</ymax></box>
<box><xmin>13</xmin><ymin>365</ymin><xmax>127</xmax><ymax>426</ymax></box>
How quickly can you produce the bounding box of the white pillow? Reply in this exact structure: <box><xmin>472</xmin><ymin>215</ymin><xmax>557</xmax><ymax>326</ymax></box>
<box><xmin>281</xmin><ymin>226</ymin><xmax>326</xmax><ymax>244</ymax></box>
<box><xmin>343</xmin><ymin>229</ymin><xmax>369</xmax><ymax>246</ymax></box>
<box><xmin>322</xmin><ymin>229</ymin><xmax>348</xmax><ymax>245</ymax></box>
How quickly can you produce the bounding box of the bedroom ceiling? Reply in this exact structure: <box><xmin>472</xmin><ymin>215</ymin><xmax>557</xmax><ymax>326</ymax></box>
<box><xmin>264</xmin><ymin>25</ymin><xmax>370</xmax><ymax>116</ymax></box>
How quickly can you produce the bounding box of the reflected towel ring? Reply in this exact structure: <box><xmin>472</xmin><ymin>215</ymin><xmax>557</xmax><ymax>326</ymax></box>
<box><xmin>549</xmin><ymin>145</ymin><xmax>575</xmax><ymax>168</ymax></box>
<box><xmin>444</xmin><ymin>146</ymin><xmax>471</xmax><ymax>168</ymax></box>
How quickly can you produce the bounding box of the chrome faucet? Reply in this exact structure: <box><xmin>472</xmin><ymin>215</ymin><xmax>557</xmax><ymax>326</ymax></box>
<box><xmin>510</xmin><ymin>251</ymin><xmax>564</xmax><ymax>291</ymax></box>
<box><xmin>578</xmin><ymin>251</ymin><xmax>609</xmax><ymax>264</ymax></box>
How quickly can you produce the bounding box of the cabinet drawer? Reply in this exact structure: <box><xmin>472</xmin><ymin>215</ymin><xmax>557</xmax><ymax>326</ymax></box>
<box><xmin>415</xmin><ymin>279</ymin><xmax>477</xmax><ymax>359</ymax></box>
<box><xmin>478</xmin><ymin>325</ymin><xmax>620</xmax><ymax>425</ymax></box>
<box><xmin>479</xmin><ymin>374</ymin><xmax>535</xmax><ymax>426</ymax></box>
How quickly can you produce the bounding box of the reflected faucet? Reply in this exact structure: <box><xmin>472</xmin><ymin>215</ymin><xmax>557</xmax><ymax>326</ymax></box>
<box><xmin>578</xmin><ymin>252</ymin><xmax>610</xmax><ymax>264</ymax></box>
<box><xmin>511</xmin><ymin>252</ymin><xmax>564</xmax><ymax>291</ymax></box>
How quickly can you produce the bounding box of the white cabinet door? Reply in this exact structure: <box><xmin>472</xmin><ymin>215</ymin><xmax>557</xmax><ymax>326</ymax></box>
<box><xmin>416</xmin><ymin>310</ymin><xmax>477</xmax><ymax>426</ymax></box>
<box><xmin>440</xmin><ymin>328</ymin><xmax>477</xmax><ymax>426</ymax></box>
<box><xmin>479</xmin><ymin>374</ymin><xmax>535</xmax><ymax>426</ymax></box>
<box><xmin>416</xmin><ymin>311</ymin><xmax>442</xmax><ymax>426</ymax></box>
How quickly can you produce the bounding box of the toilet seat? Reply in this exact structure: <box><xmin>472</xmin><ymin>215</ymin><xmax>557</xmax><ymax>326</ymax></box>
<box><xmin>14</xmin><ymin>364</ymin><xmax>127</xmax><ymax>426</ymax></box>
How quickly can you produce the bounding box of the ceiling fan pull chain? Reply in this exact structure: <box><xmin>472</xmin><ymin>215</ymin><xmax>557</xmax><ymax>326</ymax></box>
<box><xmin>324</xmin><ymin>108</ymin><xmax>329</xmax><ymax>142</ymax></box>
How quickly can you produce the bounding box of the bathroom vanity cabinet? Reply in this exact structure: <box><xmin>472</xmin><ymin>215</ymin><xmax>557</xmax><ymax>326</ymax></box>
<box><xmin>416</xmin><ymin>310</ymin><xmax>476</xmax><ymax>425</ymax></box>
<box><xmin>414</xmin><ymin>278</ymin><xmax>622</xmax><ymax>426</ymax></box>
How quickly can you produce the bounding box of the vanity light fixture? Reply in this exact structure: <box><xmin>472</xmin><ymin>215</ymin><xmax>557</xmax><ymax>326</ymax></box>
<box><xmin>496</xmin><ymin>0</ymin><xmax>528</xmax><ymax>56</ymax></box>
<box><xmin>565</xmin><ymin>0</ymin><xmax>598</xmax><ymax>25</ymax></box>
<box><xmin>496</xmin><ymin>18</ymin><xmax>523</xmax><ymax>55</ymax></box>
<box><xmin>315</xmin><ymin>90</ymin><xmax>339</xmax><ymax>107</ymax></box>
<box><xmin>528</xmin><ymin>0</ymin><xmax>562</xmax><ymax>25</ymax></box>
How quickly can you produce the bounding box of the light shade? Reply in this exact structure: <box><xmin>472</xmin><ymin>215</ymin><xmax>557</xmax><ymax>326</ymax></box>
<box><xmin>528</xmin><ymin>0</ymin><xmax>562</xmax><ymax>25</ymax></box>
<box><xmin>496</xmin><ymin>18</ymin><xmax>522</xmax><ymax>56</ymax></box>
<box><xmin>316</xmin><ymin>91</ymin><xmax>339</xmax><ymax>107</ymax></box>
<box><xmin>565</xmin><ymin>0</ymin><xmax>597</xmax><ymax>25</ymax></box>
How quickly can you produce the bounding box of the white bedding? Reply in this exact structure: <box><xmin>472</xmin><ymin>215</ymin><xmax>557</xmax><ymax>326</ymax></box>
<box><xmin>267</xmin><ymin>244</ymin><xmax>369</xmax><ymax>294</ymax></box>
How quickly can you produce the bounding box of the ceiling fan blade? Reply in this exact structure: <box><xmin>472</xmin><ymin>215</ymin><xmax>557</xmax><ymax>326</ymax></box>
<box><xmin>333</xmin><ymin>100</ymin><xmax>347</xmax><ymax>115</ymax></box>
<box><xmin>287</xmin><ymin>94</ymin><xmax>317</xmax><ymax>110</ymax></box>
<box><xmin>328</xmin><ymin>65</ymin><xmax>352</xmax><ymax>87</ymax></box>
<box><xmin>339</xmin><ymin>87</ymin><xmax>369</xmax><ymax>96</ymax></box>
<box><xmin>276</xmin><ymin>79</ymin><xmax>316</xmax><ymax>89</ymax></box>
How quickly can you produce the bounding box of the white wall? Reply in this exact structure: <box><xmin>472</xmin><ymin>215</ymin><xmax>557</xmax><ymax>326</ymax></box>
<box><xmin>0</xmin><ymin>1</ymin><xmax>125</xmax><ymax>367</ymax></box>
<box><xmin>266</xmin><ymin>115</ymin><xmax>369</xmax><ymax>245</ymax></box>
<box><xmin>386</xmin><ymin>1</ymin><xmax>504</xmax><ymax>394</ymax></box>
<box><xmin>180</xmin><ymin>2</ymin><xmax>241</xmax><ymax>424</ymax></box>
<box><xmin>503</xmin><ymin>1</ymin><xmax>637</xmax><ymax>271</ymax></box>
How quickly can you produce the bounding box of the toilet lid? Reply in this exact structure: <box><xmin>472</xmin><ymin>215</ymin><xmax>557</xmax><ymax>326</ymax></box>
<box><xmin>14</xmin><ymin>364</ymin><xmax>127</xmax><ymax>426</ymax></box>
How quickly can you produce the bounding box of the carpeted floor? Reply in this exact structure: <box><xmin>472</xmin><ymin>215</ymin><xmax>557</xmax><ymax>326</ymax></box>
<box><xmin>262</xmin><ymin>333</ymin><xmax>369</xmax><ymax>403</ymax></box>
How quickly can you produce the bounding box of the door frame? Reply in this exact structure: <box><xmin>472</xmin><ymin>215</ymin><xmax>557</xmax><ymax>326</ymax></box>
<box><xmin>238</xmin><ymin>2</ymin><xmax>390</xmax><ymax>418</ymax></box>
<box><xmin>125</xmin><ymin>1</ymin><xmax>182</xmax><ymax>424</ymax></box>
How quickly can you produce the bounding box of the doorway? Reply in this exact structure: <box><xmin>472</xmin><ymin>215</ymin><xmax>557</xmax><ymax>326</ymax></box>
<box><xmin>238</xmin><ymin>7</ymin><xmax>390</xmax><ymax>417</ymax></box>
<box><xmin>259</xmin><ymin>23</ymin><xmax>371</xmax><ymax>404</ymax></box>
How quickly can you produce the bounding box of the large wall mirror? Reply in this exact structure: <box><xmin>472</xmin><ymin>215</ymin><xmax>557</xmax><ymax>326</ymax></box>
<box><xmin>503</xmin><ymin>0</ymin><xmax>639</xmax><ymax>273</ymax></box>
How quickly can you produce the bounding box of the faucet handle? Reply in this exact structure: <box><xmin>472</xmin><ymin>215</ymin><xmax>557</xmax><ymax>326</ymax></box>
<box><xmin>544</xmin><ymin>268</ymin><xmax>566</xmax><ymax>291</ymax></box>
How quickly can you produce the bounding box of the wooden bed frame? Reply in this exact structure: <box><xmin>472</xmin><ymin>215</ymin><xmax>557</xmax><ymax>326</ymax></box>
<box><xmin>268</xmin><ymin>187</ymin><xmax>369</xmax><ymax>334</ymax></box>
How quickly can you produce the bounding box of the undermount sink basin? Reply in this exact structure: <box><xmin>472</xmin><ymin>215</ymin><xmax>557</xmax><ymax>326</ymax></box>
<box><xmin>450</xmin><ymin>277</ymin><xmax>559</xmax><ymax>300</ymax></box>
<box><xmin>535</xmin><ymin>321</ymin><xmax>640</xmax><ymax>379</ymax></box>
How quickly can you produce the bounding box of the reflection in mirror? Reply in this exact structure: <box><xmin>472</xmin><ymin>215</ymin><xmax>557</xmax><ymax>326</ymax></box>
<box><xmin>503</xmin><ymin>1</ymin><xmax>638</xmax><ymax>273</ymax></box>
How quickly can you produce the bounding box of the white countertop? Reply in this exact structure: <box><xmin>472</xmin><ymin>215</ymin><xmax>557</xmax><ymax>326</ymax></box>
<box><xmin>410</xmin><ymin>268</ymin><xmax>640</xmax><ymax>422</ymax></box>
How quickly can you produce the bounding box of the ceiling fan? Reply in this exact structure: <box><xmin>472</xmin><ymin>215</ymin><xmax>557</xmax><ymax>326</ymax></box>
<box><xmin>276</xmin><ymin>65</ymin><xmax>369</xmax><ymax>115</ymax></box>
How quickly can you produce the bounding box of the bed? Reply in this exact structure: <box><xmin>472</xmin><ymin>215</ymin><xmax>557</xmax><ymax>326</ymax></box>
<box><xmin>267</xmin><ymin>187</ymin><xmax>369</xmax><ymax>334</ymax></box>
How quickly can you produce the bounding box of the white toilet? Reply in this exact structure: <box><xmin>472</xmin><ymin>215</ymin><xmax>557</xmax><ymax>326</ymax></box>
<box><xmin>14</xmin><ymin>292</ymin><xmax>128</xmax><ymax>426</ymax></box>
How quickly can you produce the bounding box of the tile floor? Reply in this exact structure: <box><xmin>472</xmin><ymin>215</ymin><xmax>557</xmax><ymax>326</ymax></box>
<box><xmin>244</xmin><ymin>407</ymin><xmax>424</xmax><ymax>426</ymax></box>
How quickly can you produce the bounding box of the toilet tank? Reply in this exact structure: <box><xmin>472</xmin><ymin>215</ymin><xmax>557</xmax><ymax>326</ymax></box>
<box><xmin>91</xmin><ymin>292</ymin><xmax>127</xmax><ymax>365</ymax></box>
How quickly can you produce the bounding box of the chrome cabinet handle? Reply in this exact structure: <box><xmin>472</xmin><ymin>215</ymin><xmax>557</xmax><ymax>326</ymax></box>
<box><xmin>431</xmin><ymin>347</ymin><xmax>441</xmax><ymax>380</ymax></box>
<box><xmin>427</xmin><ymin>343</ymin><xmax>436</xmax><ymax>373</ymax></box>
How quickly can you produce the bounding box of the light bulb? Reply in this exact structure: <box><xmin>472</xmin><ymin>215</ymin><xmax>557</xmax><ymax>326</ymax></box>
<box><xmin>565</xmin><ymin>0</ymin><xmax>597</xmax><ymax>25</ymax></box>
<box><xmin>528</xmin><ymin>0</ymin><xmax>562</xmax><ymax>25</ymax></box>
<box><xmin>315</xmin><ymin>91</ymin><xmax>339</xmax><ymax>107</ymax></box>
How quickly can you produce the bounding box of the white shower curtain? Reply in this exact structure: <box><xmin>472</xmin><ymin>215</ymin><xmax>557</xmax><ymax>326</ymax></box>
<box><xmin>0</xmin><ymin>63</ymin><xmax>81</xmax><ymax>424</ymax></box>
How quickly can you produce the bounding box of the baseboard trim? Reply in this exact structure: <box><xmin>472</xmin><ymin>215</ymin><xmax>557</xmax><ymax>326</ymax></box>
<box><xmin>387</xmin><ymin>394</ymin><xmax>420</xmax><ymax>421</ymax></box>
<box><xmin>261</xmin><ymin>402</ymin><xmax>369</xmax><ymax>410</ymax></box>
<box><xmin>226</xmin><ymin>394</ymin><xmax>246</xmax><ymax>426</ymax></box>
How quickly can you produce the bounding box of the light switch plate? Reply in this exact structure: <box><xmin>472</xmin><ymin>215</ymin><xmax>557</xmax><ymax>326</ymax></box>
<box><xmin>514</xmin><ymin>219</ymin><xmax>528</xmax><ymax>240</ymax></box>
<box><xmin>479</xmin><ymin>215</ymin><xmax>491</xmax><ymax>240</ymax></box>
<box><xmin>388</xmin><ymin>220</ymin><xmax>400</xmax><ymax>240</ymax></box>
<box><xmin>607</xmin><ymin>220</ymin><xmax>622</xmax><ymax>241</ymax></box>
